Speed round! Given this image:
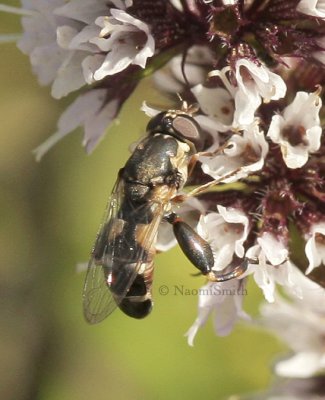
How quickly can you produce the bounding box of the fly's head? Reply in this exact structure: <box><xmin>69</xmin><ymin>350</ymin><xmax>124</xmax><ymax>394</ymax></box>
<box><xmin>146</xmin><ymin>104</ymin><xmax>202</xmax><ymax>152</ymax></box>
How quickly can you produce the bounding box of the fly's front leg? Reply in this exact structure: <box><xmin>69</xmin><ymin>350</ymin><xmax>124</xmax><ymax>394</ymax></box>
<box><xmin>171</xmin><ymin>166</ymin><xmax>242</xmax><ymax>204</ymax></box>
<box><xmin>187</xmin><ymin>141</ymin><xmax>233</xmax><ymax>178</ymax></box>
<box><xmin>187</xmin><ymin>167</ymin><xmax>242</xmax><ymax>197</ymax></box>
<box><xmin>174</xmin><ymin>145</ymin><xmax>242</xmax><ymax>203</ymax></box>
<box><xmin>165</xmin><ymin>213</ymin><xmax>248</xmax><ymax>281</ymax></box>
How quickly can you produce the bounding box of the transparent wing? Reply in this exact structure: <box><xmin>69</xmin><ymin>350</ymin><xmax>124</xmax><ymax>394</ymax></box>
<box><xmin>83</xmin><ymin>178</ymin><xmax>123</xmax><ymax>324</ymax></box>
<box><xmin>82</xmin><ymin>262</ymin><xmax>115</xmax><ymax>324</ymax></box>
<box><xmin>83</xmin><ymin>177</ymin><xmax>172</xmax><ymax>324</ymax></box>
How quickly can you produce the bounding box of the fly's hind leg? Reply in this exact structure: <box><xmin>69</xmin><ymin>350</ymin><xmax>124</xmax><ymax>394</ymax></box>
<box><xmin>165</xmin><ymin>212</ymin><xmax>249</xmax><ymax>282</ymax></box>
<box><xmin>168</xmin><ymin>141</ymin><xmax>248</xmax><ymax>281</ymax></box>
<box><xmin>206</xmin><ymin>258</ymin><xmax>249</xmax><ymax>282</ymax></box>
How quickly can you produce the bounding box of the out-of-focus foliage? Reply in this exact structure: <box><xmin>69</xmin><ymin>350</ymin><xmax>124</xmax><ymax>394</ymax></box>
<box><xmin>0</xmin><ymin>9</ymin><xmax>283</xmax><ymax>400</ymax></box>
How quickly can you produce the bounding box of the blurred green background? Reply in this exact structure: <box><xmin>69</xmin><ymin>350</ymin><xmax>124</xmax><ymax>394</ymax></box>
<box><xmin>0</xmin><ymin>6</ymin><xmax>284</xmax><ymax>400</ymax></box>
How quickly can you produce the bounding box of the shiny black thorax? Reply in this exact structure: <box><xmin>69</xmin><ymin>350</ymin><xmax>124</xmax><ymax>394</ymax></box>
<box><xmin>121</xmin><ymin>133</ymin><xmax>190</xmax><ymax>203</ymax></box>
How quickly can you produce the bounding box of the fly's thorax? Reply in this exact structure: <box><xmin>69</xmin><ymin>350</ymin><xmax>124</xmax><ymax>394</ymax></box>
<box><xmin>123</xmin><ymin>134</ymin><xmax>179</xmax><ymax>186</ymax></box>
<box><xmin>122</xmin><ymin>133</ymin><xmax>194</xmax><ymax>204</ymax></box>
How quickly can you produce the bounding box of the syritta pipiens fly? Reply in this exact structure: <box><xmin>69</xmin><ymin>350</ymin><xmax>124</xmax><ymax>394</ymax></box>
<box><xmin>83</xmin><ymin>104</ymin><xmax>247</xmax><ymax>323</ymax></box>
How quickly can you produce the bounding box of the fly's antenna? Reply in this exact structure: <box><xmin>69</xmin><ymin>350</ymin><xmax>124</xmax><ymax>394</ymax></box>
<box><xmin>179</xmin><ymin>46</ymin><xmax>200</xmax><ymax>116</ymax></box>
<box><xmin>176</xmin><ymin>93</ymin><xmax>186</xmax><ymax>109</ymax></box>
<box><xmin>176</xmin><ymin>93</ymin><xmax>200</xmax><ymax>116</ymax></box>
<box><xmin>181</xmin><ymin>46</ymin><xmax>190</xmax><ymax>88</ymax></box>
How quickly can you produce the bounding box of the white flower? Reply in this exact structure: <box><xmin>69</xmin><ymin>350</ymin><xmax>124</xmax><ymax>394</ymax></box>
<box><xmin>209</xmin><ymin>61</ymin><xmax>286</xmax><ymax>128</ymax></box>
<box><xmin>297</xmin><ymin>0</ymin><xmax>325</xmax><ymax>18</ymax></box>
<box><xmin>33</xmin><ymin>89</ymin><xmax>120</xmax><ymax>159</ymax></box>
<box><xmin>191</xmin><ymin>84</ymin><xmax>234</xmax><ymax>135</ymax></box>
<box><xmin>140</xmin><ymin>102</ymin><xmax>160</xmax><ymax>118</ymax></box>
<box><xmin>261</xmin><ymin>275</ymin><xmax>325</xmax><ymax>378</ymax></box>
<box><xmin>222</xmin><ymin>0</ymin><xmax>237</xmax><ymax>4</ymax></box>
<box><xmin>185</xmin><ymin>279</ymin><xmax>250</xmax><ymax>346</ymax></box>
<box><xmin>305</xmin><ymin>222</ymin><xmax>325</xmax><ymax>274</ymax></box>
<box><xmin>197</xmin><ymin>205</ymin><xmax>250</xmax><ymax>270</ymax></box>
<box><xmin>87</xmin><ymin>9</ymin><xmax>155</xmax><ymax>81</ymax></box>
<box><xmin>263</xmin><ymin>299</ymin><xmax>325</xmax><ymax>378</ymax></box>
<box><xmin>2</xmin><ymin>0</ymin><xmax>152</xmax><ymax>155</ymax></box>
<box><xmin>200</xmin><ymin>121</ymin><xmax>268</xmax><ymax>182</ymax></box>
<box><xmin>267</xmin><ymin>90</ymin><xmax>322</xmax><ymax>169</ymax></box>
<box><xmin>288</xmin><ymin>268</ymin><xmax>325</xmax><ymax>314</ymax></box>
<box><xmin>14</xmin><ymin>0</ymin><xmax>154</xmax><ymax>98</ymax></box>
<box><xmin>245</xmin><ymin>234</ymin><xmax>302</xmax><ymax>302</ymax></box>
<box><xmin>233</xmin><ymin>59</ymin><xmax>286</xmax><ymax>127</ymax></box>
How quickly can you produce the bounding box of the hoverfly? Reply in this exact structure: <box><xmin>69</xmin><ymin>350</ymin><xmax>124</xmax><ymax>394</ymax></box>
<box><xmin>83</xmin><ymin>104</ymin><xmax>247</xmax><ymax>323</ymax></box>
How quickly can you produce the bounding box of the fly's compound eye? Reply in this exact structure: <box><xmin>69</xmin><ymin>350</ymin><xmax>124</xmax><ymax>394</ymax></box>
<box><xmin>172</xmin><ymin>115</ymin><xmax>200</xmax><ymax>142</ymax></box>
<box><xmin>146</xmin><ymin>111</ymin><xmax>201</xmax><ymax>146</ymax></box>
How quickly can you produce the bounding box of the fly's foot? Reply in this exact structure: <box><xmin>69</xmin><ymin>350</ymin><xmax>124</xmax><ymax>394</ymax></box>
<box><xmin>206</xmin><ymin>261</ymin><xmax>248</xmax><ymax>282</ymax></box>
<box><xmin>206</xmin><ymin>257</ymin><xmax>260</xmax><ymax>282</ymax></box>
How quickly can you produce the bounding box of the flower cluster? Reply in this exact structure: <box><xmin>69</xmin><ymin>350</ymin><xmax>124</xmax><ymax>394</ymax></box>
<box><xmin>2</xmin><ymin>0</ymin><xmax>325</xmax><ymax>364</ymax></box>
<box><xmin>260</xmin><ymin>270</ymin><xmax>325</xmax><ymax>379</ymax></box>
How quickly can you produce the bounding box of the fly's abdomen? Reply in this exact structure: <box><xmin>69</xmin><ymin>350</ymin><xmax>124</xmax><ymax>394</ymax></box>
<box><xmin>118</xmin><ymin>261</ymin><xmax>154</xmax><ymax>319</ymax></box>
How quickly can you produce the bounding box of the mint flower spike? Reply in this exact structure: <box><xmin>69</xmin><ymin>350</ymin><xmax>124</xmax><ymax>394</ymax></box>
<box><xmin>15</xmin><ymin>0</ymin><xmax>154</xmax><ymax>99</ymax></box>
<box><xmin>1</xmin><ymin>0</ymin><xmax>155</xmax><ymax>157</ymax></box>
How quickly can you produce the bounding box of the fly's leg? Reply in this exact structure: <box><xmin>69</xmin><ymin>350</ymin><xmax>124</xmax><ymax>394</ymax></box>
<box><xmin>171</xmin><ymin>165</ymin><xmax>242</xmax><ymax>204</ymax></box>
<box><xmin>187</xmin><ymin>141</ymin><xmax>235</xmax><ymax>178</ymax></box>
<box><xmin>168</xmin><ymin>141</ymin><xmax>250</xmax><ymax>280</ymax></box>
<box><xmin>206</xmin><ymin>259</ymin><xmax>249</xmax><ymax>282</ymax></box>
<box><xmin>173</xmin><ymin>144</ymin><xmax>243</xmax><ymax>203</ymax></box>
<box><xmin>186</xmin><ymin>167</ymin><xmax>242</xmax><ymax>197</ymax></box>
<box><xmin>165</xmin><ymin>213</ymin><xmax>249</xmax><ymax>282</ymax></box>
<box><xmin>165</xmin><ymin>213</ymin><xmax>214</xmax><ymax>275</ymax></box>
